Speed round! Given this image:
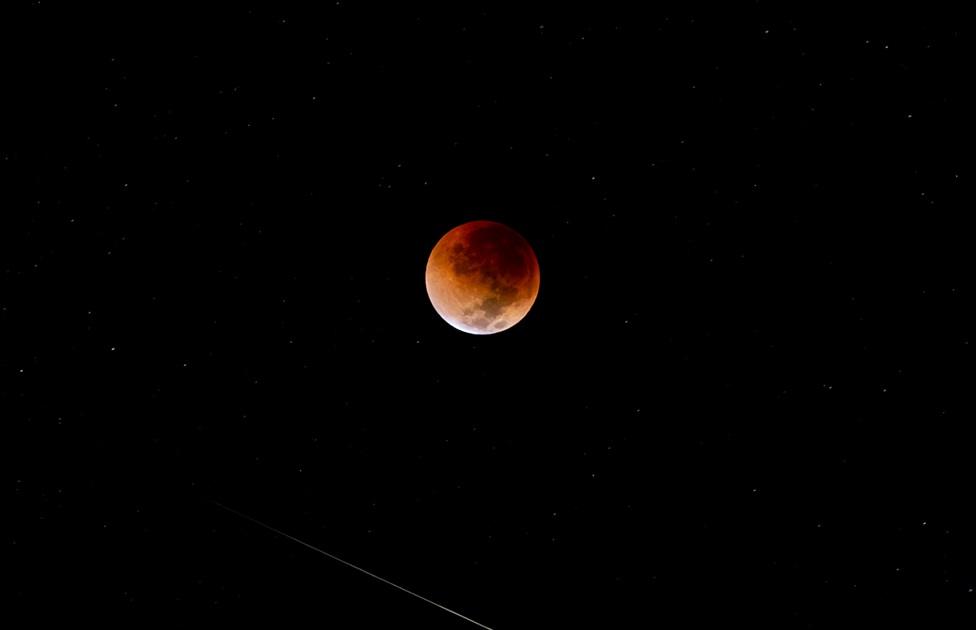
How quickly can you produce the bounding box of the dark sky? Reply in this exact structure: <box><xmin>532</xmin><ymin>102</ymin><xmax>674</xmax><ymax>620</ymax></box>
<box><xmin>7</xmin><ymin>3</ymin><xmax>973</xmax><ymax>628</ymax></box>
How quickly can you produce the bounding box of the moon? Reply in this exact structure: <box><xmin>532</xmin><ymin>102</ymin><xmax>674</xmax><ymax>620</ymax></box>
<box><xmin>425</xmin><ymin>221</ymin><xmax>540</xmax><ymax>335</ymax></box>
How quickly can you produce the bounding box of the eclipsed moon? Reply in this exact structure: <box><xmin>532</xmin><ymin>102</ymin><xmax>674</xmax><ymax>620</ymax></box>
<box><xmin>425</xmin><ymin>220</ymin><xmax>540</xmax><ymax>335</ymax></box>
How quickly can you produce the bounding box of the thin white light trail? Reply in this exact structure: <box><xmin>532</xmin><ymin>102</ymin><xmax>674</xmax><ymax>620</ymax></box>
<box><xmin>213</xmin><ymin>501</ymin><xmax>494</xmax><ymax>630</ymax></box>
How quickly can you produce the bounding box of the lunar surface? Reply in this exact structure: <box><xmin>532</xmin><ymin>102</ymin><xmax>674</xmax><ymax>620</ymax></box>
<box><xmin>425</xmin><ymin>220</ymin><xmax>540</xmax><ymax>335</ymax></box>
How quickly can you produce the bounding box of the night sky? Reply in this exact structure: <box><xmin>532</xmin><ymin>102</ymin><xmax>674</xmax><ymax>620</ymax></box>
<box><xmin>8</xmin><ymin>3</ymin><xmax>973</xmax><ymax>628</ymax></box>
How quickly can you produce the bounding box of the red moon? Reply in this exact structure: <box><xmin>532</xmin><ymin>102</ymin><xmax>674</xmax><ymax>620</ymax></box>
<box><xmin>426</xmin><ymin>221</ymin><xmax>540</xmax><ymax>335</ymax></box>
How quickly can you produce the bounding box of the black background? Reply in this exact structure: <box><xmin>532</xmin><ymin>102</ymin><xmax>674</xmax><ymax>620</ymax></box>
<box><xmin>6</xmin><ymin>2</ymin><xmax>973</xmax><ymax>627</ymax></box>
